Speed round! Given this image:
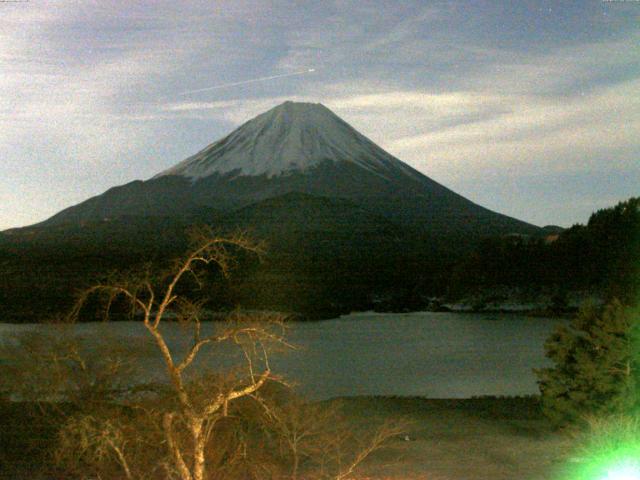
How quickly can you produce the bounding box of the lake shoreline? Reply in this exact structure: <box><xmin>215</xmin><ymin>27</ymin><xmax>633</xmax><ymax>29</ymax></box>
<box><xmin>0</xmin><ymin>305</ymin><xmax>573</xmax><ymax>324</ymax></box>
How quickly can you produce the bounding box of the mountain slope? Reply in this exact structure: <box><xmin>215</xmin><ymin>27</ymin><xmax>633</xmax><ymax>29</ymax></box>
<box><xmin>215</xmin><ymin>191</ymin><xmax>422</xmax><ymax>316</ymax></box>
<box><xmin>34</xmin><ymin>101</ymin><xmax>538</xmax><ymax>237</ymax></box>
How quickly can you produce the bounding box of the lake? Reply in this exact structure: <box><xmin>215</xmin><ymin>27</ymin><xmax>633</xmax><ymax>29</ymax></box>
<box><xmin>0</xmin><ymin>311</ymin><xmax>566</xmax><ymax>400</ymax></box>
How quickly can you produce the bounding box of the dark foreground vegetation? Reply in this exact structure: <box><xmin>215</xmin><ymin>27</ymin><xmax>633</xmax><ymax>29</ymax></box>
<box><xmin>0</xmin><ymin>197</ymin><xmax>637</xmax><ymax>322</ymax></box>
<box><xmin>0</xmin><ymin>394</ymin><xmax>405</xmax><ymax>480</ymax></box>
<box><xmin>0</xmin><ymin>396</ymin><xmax>572</xmax><ymax>480</ymax></box>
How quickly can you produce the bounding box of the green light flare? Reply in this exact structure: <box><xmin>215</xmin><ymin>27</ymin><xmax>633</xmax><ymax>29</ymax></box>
<box><xmin>602</xmin><ymin>460</ymin><xmax>640</xmax><ymax>480</ymax></box>
<box><xmin>558</xmin><ymin>415</ymin><xmax>640</xmax><ymax>480</ymax></box>
<box><xmin>564</xmin><ymin>453</ymin><xmax>640</xmax><ymax>480</ymax></box>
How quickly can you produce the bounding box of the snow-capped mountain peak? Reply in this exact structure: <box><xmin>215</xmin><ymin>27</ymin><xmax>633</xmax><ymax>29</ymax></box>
<box><xmin>155</xmin><ymin>101</ymin><xmax>418</xmax><ymax>180</ymax></box>
<box><xmin>34</xmin><ymin>100</ymin><xmax>539</xmax><ymax>239</ymax></box>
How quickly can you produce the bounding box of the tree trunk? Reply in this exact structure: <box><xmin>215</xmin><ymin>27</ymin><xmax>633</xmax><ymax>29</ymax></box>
<box><xmin>191</xmin><ymin>419</ymin><xmax>206</xmax><ymax>480</ymax></box>
<box><xmin>163</xmin><ymin>413</ymin><xmax>193</xmax><ymax>480</ymax></box>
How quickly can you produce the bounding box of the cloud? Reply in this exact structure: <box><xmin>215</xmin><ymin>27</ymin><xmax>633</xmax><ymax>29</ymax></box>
<box><xmin>381</xmin><ymin>82</ymin><xmax>639</xmax><ymax>180</ymax></box>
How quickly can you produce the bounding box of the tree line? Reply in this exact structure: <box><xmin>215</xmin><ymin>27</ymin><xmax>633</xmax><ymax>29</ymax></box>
<box><xmin>449</xmin><ymin>197</ymin><xmax>640</xmax><ymax>307</ymax></box>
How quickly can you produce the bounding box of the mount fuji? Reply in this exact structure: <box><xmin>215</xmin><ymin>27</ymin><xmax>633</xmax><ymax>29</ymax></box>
<box><xmin>37</xmin><ymin>101</ymin><xmax>537</xmax><ymax>237</ymax></box>
<box><xmin>1</xmin><ymin>101</ymin><xmax>542</xmax><ymax>320</ymax></box>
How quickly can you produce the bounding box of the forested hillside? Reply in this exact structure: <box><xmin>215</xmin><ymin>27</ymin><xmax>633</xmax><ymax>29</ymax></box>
<box><xmin>450</xmin><ymin>197</ymin><xmax>639</xmax><ymax>306</ymax></box>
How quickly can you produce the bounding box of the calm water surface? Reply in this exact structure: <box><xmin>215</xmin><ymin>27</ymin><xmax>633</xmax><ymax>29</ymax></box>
<box><xmin>0</xmin><ymin>312</ymin><xmax>566</xmax><ymax>399</ymax></box>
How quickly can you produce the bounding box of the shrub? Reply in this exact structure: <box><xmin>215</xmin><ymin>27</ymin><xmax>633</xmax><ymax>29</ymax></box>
<box><xmin>535</xmin><ymin>300</ymin><xmax>640</xmax><ymax>425</ymax></box>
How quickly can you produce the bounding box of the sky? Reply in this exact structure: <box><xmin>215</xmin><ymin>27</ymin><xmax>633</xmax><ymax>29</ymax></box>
<box><xmin>1</xmin><ymin>0</ymin><xmax>639</xmax><ymax>230</ymax></box>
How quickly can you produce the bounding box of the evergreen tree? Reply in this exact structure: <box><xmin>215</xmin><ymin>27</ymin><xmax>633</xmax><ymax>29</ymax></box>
<box><xmin>535</xmin><ymin>300</ymin><xmax>640</xmax><ymax>425</ymax></box>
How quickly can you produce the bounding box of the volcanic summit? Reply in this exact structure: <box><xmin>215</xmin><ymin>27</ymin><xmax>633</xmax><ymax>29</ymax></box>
<box><xmin>38</xmin><ymin>101</ymin><xmax>538</xmax><ymax>237</ymax></box>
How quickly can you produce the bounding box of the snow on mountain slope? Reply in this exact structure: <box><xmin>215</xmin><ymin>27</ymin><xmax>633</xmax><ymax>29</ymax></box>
<box><xmin>155</xmin><ymin>101</ymin><xmax>422</xmax><ymax>181</ymax></box>
<box><xmin>29</xmin><ymin>100</ymin><xmax>539</xmax><ymax>237</ymax></box>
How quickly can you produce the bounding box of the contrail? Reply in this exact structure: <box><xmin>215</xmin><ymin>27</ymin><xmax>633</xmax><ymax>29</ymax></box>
<box><xmin>179</xmin><ymin>69</ymin><xmax>316</xmax><ymax>96</ymax></box>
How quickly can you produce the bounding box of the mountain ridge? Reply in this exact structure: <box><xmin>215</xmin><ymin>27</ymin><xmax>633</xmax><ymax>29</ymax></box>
<box><xmin>29</xmin><ymin>100</ymin><xmax>539</xmax><ymax>237</ymax></box>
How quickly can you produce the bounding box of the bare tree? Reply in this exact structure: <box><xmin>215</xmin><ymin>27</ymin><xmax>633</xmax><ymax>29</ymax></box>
<box><xmin>251</xmin><ymin>390</ymin><xmax>408</xmax><ymax>480</ymax></box>
<box><xmin>0</xmin><ymin>322</ymin><xmax>141</xmax><ymax>407</ymax></box>
<box><xmin>66</xmin><ymin>229</ymin><xmax>292</xmax><ymax>480</ymax></box>
<box><xmin>55</xmin><ymin>413</ymin><xmax>135</xmax><ymax>480</ymax></box>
